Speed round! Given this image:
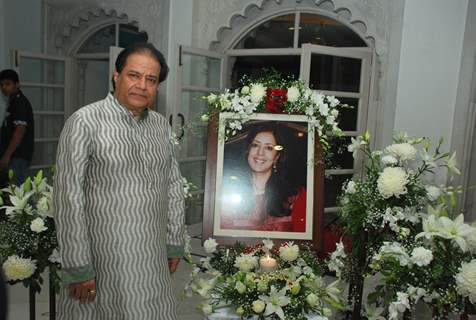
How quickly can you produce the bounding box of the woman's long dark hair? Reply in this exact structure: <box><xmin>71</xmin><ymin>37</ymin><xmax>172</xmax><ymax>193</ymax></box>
<box><xmin>244</xmin><ymin>122</ymin><xmax>301</xmax><ymax>217</ymax></box>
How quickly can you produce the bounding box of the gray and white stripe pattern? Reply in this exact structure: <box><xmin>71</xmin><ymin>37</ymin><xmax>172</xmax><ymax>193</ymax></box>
<box><xmin>54</xmin><ymin>94</ymin><xmax>185</xmax><ymax>320</ymax></box>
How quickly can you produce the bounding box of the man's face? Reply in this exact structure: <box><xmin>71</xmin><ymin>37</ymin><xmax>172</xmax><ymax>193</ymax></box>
<box><xmin>0</xmin><ymin>79</ymin><xmax>20</xmax><ymax>97</ymax></box>
<box><xmin>113</xmin><ymin>53</ymin><xmax>161</xmax><ymax>113</ymax></box>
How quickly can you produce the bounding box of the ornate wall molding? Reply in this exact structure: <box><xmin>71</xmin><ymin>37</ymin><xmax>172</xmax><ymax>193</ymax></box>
<box><xmin>47</xmin><ymin>0</ymin><xmax>168</xmax><ymax>55</ymax></box>
<box><xmin>198</xmin><ymin>0</ymin><xmax>388</xmax><ymax>56</ymax></box>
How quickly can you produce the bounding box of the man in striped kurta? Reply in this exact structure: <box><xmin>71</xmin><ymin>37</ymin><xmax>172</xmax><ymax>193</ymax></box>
<box><xmin>54</xmin><ymin>43</ymin><xmax>185</xmax><ymax>319</ymax></box>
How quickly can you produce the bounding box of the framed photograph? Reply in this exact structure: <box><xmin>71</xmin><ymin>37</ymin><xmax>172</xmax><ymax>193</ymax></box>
<box><xmin>203</xmin><ymin>112</ymin><xmax>324</xmax><ymax>249</ymax></box>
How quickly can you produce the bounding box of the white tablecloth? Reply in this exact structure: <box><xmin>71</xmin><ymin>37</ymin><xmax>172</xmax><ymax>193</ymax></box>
<box><xmin>206</xmin><ymin>308</ymin><xmax>328</xmax><ymax>320</ymax></box>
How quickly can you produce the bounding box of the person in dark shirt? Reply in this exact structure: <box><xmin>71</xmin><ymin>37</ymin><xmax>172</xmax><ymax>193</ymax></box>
<box><xmin>0</xmin><ymin>69</ymin><xmax>34</xmax><ymax>187</ymax></box>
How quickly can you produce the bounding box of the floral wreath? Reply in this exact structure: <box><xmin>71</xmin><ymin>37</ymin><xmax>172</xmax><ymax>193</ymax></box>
<box><xmin>202</xmin><ymin>71</ymin><xmax>346</xmax><ymax>149</ymax></box>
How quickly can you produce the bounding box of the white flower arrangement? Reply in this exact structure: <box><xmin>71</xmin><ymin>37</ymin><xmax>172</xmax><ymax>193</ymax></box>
<box><xmin>0</xmin><ymin>170</ymin><xmax>60</xmax><ymax>293</ymax></box>
<box><xmin>335</xmin><ymin>132</ymin><xmax>474</xmax><ymax>318</ymax></box>
<box><xmin>203</xmin><ymin>72</ymin><xmax>344</xmax><ymax>143</ymax></box>
<box><xmin>186</xmin><ymin>239</ymin><xmax>343</xmax><ymax>319</ymax></box>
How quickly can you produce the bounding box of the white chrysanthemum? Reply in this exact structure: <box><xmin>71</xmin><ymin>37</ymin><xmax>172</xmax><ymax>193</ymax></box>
<box><xmin>252</xmin><ymin>300</ymin><xmax>266</xmax><ymax>313</ymax></box>
<box><xmin>344</xmin><ymin>181</ymin><xmax>357</xmax><ymax>194</ymax></box>
<box><xmin>30</xmin><ymin>217</ymin><xmax>47</xmax><ymax>233</ymax></box>
<box><xmin>286</xmin><ymin>86</ymin><xmax>300</xmax><ymax>102</ymax></box>
<box><xmin>250</xmin><ymin>83</ymin><xmax>266</xmax><ymax>103</ymax></box>
<box><xmin>377</xmin><ymin>167</ymin><xmax>409</xmax><ymax>199</ymax></box>
<box><xmin>279</xmin><ymin>242</ymin><xmax>299</xmax><ymax>262</ymax></box>
<box><xmin>455</xmin><ymin>259</ymin><xmax>476</xmax><ymax>303</ymax></box>
<box><xmin>410</xmin><ymin>247</ymin><xmax>433</xmax><ymax>267</ymax></box>
<box><xmin>425</xmin><ymin>185</ymin><xmax>441</xmax><ymax>201</ymax></box>
<box><xmin>203</xmin><ymin>238</ymin><xmax>218</xmax><ymax>254</ymax></box>
<box><xmin>234</xmin><ymin>253</ymin><xmax>258</xmax><ymax>272</ymax></box>
<box><xmin>381</xmin><ymin>155</ymin><xmax>398</xmax><ymax>166</ymax></box>
<box><xmin>241</xmin><ymin>86</ymin><xmax>250</xmax><ymax>94</ymax></box>
<box><xmin>385</xmin><ymin>143</ymin><xmax>417</xmax><ymax>161</ymax></box>
<box><xmin>3</xmin><ymin>255</ymin><xmax>36</xmax><ymax>281</ymax></box>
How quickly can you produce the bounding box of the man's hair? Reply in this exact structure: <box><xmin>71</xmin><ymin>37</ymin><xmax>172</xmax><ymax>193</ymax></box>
<box><xmin>0</xmin><ymin>69</ymin><xmax>19</xmax><ymax>83</ymax></box>
<box><xmin>115</xmin><ymin>42</ymin><xmax>169</xmax><ymax>84</ymax></box>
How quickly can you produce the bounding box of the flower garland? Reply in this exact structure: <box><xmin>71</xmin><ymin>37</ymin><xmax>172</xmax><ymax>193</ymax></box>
<box><xmin>203</xmin><ymin>71</ymin><xmax>344</xmax><ymax>147</ymax></box>
<box><xmin>0</xmin><ymin>170</ymin><xmax>60</xmax><ymax>293</ymax></box>
<box><xmin>186</xmin><ymin>239</ymin><xmax>344</xmax><ymax>319</ymax></box>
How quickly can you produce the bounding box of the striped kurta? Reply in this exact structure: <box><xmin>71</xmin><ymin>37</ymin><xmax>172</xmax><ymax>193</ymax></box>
<box><xmin>54</xmin><ymin>93</ymin><xmax>185</xmax><ymax>320</ymax></box>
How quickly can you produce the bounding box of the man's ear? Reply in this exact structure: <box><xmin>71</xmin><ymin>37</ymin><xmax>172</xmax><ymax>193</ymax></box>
<box><xmin>113</xmin><ymin>70</ymin><xmax>119</xmax><ymax>83</ymax></box>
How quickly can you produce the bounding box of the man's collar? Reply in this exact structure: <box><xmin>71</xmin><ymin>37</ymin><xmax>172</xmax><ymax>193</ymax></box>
<box><xmin>108</xmin><ymin>93</ymin><xmax>149</xmax><ymax>120</ymax></box>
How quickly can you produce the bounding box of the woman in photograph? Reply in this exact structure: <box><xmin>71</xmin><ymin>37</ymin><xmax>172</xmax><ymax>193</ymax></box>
<box><xmin>220</xmin><ymin>122</ymin><xmax>307</xmax><ymax>232</ymax></box>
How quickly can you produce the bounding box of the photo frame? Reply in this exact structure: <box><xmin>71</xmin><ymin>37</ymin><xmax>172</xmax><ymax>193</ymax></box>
<box><xmin>203</xmin><ymin>112</ymin><xmax>324</xmax><ymax>250</ymax></box>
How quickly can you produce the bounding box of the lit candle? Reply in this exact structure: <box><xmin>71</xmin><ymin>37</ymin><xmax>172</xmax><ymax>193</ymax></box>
<box><xmin>259</xmin><ymin>254</ymin><xmax>277</xmax><ymax>272</ymax></box>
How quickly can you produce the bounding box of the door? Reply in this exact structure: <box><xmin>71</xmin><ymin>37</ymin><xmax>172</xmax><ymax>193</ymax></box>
<box><xmin>15</xmin><ymin>50</ymin><xmax>70</xmax><ymax>176</ymax></box>
<box><xmin>300</xmin><ymin>43</ymin><xmax>372</xmax><ymax>223</ymax></box>
<box><xmin>175</xmin><ymin>45</ymin><xmax>224</xmax><ymax>224</ymax></box>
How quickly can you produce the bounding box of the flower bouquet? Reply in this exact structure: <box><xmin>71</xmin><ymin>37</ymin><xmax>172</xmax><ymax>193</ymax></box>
<box><xmin>332</xmin><ymin>132</ymin><xmax>468</xmax><ymax>318</ymax></box>
<box><xmin>368</xmin><ymin>209</ymin><xmax>476</xmax><ymax>319</ymax></box>
<box><xmin>0</xmin><ymin>170</ymin><xmax>60</xmax><ymax>293</ymax></box>
<box><xmin>202</xmin><ymin>70</ymin><xmax>344</xmax><ymax>147</ymax></box>
<box><xmin>186</xmin><ymin>238</ymin><xmax>344</xmax><ymax>320</ymax></box>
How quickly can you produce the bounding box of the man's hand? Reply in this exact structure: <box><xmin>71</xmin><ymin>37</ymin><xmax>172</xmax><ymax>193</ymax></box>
<box><xmin>67</xmin><ymin>278</ymin><xmax>96</xmax><ymax>303</ymax></box>
<box><xmin>0</xmin><ymin>155</ymin><xmax>9</xmax><ymax>172</ymax></box>
<box><xmin>168</xmin><ymin>258</ymin><xmax>180</xmax><ymax>273</ymax></box>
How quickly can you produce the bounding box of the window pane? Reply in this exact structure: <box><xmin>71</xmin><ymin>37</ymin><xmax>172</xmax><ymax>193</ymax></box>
<box><xmin>328</xmin><ymin>136</ymin><xmax>354</xmax><ymax>170</ymax></box>
<box><xmin>186</xmin><ymin>193</ymin><xmax>204</xmax><ymax>224</ymax></box>
<box><xmin>119</xmin><ymin>24</ymin><xmax>148</xmax><ymax>47</ymax></box>
<box><xmin>80</xmin><ymin>60</ymin><xmax>109</xmax><ymax>106</ymax></box>
<box><xmin>179</xmin><ymin>160</ymin><xmax>206</xmax><ymax>190</ymax></box>
<box><xmin>182</xmin><ymin>54</ymin><xmax>221</xmax><ymax>88</ymax></box>
<box><xmin>324</xmin><ymin>174</ymin><xmax>353</xmax><ymax>207</ymax></box>
<box><xmin>309</xmin><ymin>54</ymin><xmax>361</xmax><ymax>92</ymax></box>
<box><xmin>235</xmin><ymin>14</ymin><xmax>295</xmax><ymax>49</ymax></box>
<box><xmin>298</xmin><ymin>13</ymin><xmax>367</xmax><ymax>47</ymax></box>
<box><xmin>34</xmin><ymin>114</ymin><xmax>64</xmax><ymax>139</ymax></box>
<box><xmin>22</xmin><ymin>86</ymin><xmax>64</xmax><ymax>112</ymax></box>
<box><xmin>78</xmin><ymin>25</ymin><xmax>116</xmax><ymax>53</ymax></box>
<box><xmin>179</xmin><ymin>91</ymin><xmax>210</xmax><ymax>159</ymax></box>
<box><xmin>336</xmin><ymin>97</ymin><xmax>359</xmax><ymax>132</ymax></box>
<box><xmin>229</xmin><ymin>56</ymin><xmax>300</xmax><ymax>88</ymax></box>
<box><xmin>20</xmin><ymin>58</ymin><xmax>65</xmax><ymax>85</ymax></box>
<box><xmin>31</xmin><ymin>141</ymin><xmax>58</xmax><ymax>167</ymax></box>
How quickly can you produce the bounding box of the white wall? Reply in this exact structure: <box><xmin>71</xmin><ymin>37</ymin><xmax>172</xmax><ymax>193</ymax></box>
<box><xmin>164</xmin><ymin>0</ymin><xmax>194</xmax><ymax>118</ymax></box>
<box><xmin>394</xmin><ymin>0</ymin><xmax>468</xmax><ymax>149</ymax></box>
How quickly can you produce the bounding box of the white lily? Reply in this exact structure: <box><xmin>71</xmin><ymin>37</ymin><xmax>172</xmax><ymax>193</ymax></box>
<box><xmin>446</xmin><ymin>152</ymin><xmax>461</xmax><ymax>175</ymax></box>
<box><xmin>438</xmin><ymin>214</ymin><xmax>474</xmax><ymax>252</ymax></box>
<box><xmin>2</xmin><ymin>191</ymin><xmax>34</xmax><ymax>216</ymax></box>
<box><xmin>348</xmin><ymin>136</ymin><xmax>367</xmax><ymax>158</ymax></box>
<box><xmin>416</xmin><ymin>215</ymin><xmax>444</xmax><ymax>240</ymax></box>
<box><xmin>259</xmin><ymin>285</ymin><xmax>291</xmax><ymax>320</ymax></box>
<box><xmin>365</xmin><ymin>304</ymin><xmax>386</xmax><ymax>320</ymax></box>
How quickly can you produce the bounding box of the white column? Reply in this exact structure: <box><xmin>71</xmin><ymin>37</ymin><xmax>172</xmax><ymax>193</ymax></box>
<box><xmin>394</xmin><ymin>0</ymin><xmax>468</xmax><ymax>153</ymax></box>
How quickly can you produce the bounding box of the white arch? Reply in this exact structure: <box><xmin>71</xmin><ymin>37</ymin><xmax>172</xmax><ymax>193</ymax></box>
<box><xmin>210</xmin><ymin>0</ymin><xmax>384</xmax><ymax>55</ymax></box>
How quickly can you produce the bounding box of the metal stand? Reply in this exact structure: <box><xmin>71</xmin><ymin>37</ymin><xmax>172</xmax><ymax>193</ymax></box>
<box><xmin>29</xmin><ymin>286</ymin><xmax>35</xmax><ymax>320</ymax></box>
